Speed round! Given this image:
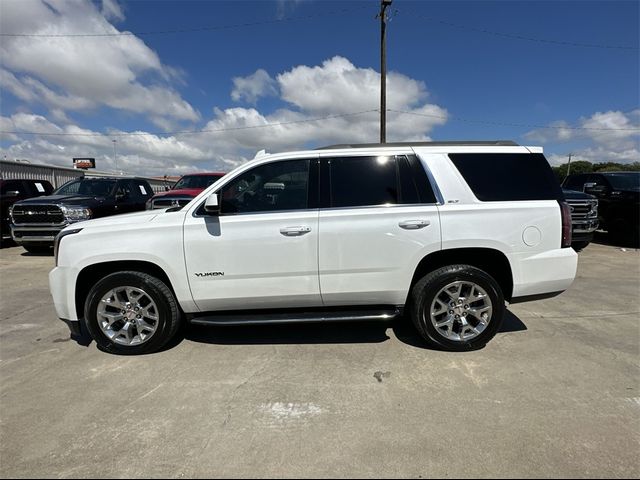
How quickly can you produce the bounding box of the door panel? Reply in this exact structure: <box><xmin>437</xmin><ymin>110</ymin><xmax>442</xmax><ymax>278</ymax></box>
<box><xmin>184</xmin><ymin>211</ymin><xmax>321</xmax><ymax>311</ymax></box>
<box><xmin>318</xmin><ymin>205</ymin><xmax>440</xmax><ymax>305</ymax></box>
<box><xmin>183</xmin><ymin>156</ymin><xmax>321</xmax><ymax>312</ymax></box>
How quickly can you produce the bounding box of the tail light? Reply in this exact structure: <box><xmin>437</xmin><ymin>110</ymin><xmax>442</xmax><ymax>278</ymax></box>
<box><xmin>559</xmin><ymin>201</ymin><xmax>572</xmax><ymax>248</ymax></box>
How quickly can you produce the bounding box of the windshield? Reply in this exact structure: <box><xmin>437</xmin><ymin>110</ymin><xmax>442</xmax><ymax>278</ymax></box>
<box><xmin>173</xmin><ymin>175</ymin><xmax>221</xmax><ymax>190</ymax></box>
<box><xmin>54</xmin><ymin>179</ymin><xmax>117</xmax><ymax>196</ymax></box>
<box><xmin>604</xmin><ymin>173</ymin><xmax>640</xmax><ymax>190</ymax></box>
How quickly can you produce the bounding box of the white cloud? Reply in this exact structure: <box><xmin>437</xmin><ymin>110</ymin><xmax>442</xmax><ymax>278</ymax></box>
<box><xmin>101</xmin><ymin>0</ymin><xmax>124</xmax><ymax>22</ymax></box>
<box><xmin>231</xmin><ymin>69</ymin><xmax>278</xmax><ymax>104</ymax></box>
<box><xmin>2</xmin><ymin>56</ymin><xmax>448</xmax><ymax>176</ymax></box>
<box><xmin>524</xmin><ymin>110</ymin><xmax>640</xmax><ymax>165</ymax></box>
<box><xmin>0</xmin><ymin>0</ymin><xmax>199</xmax><ymax>126</ymax></box>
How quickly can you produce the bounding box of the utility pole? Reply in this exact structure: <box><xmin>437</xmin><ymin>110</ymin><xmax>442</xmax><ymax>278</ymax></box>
<box><xmin>566</xmin><ymin>153</ymin><xmax>573</xmax><ymax>178</ymax></box>
<box><xmin>112</xmin><ymin>139</ymin><xmax>117</xmax><ymax>173</ymax></box>
<box><xmin>379</xmin><ymin>0</ymin><xmax>392</xmax><ymax>144</ymax></box>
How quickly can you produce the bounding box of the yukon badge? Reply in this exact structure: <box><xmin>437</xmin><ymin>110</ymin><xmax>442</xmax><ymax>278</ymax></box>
<box><xmin>195</xmin><ymin>272</ymin><xmax>225</xmax><ymax>277</ymax></box>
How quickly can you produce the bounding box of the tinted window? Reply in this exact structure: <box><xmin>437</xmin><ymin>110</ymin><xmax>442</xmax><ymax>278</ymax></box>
<box><xmin>603</xmin><ymin>172</ymin><xmax>640</xmax><ymax>190</ymax></box>
<box><xmin>449</xmin><ymin>153</ymin><xmax>563</xmax><ymax>201</ymax></box>
<box><xmin>220</xmin><ymin>159</ymin><xmax>310</xmax><ymax>214</ymax></box>
<box><xmin>329</xmin><ymin>156</ymin><xmax>398</xmax><ymax>207</ymax></box>
<box><xmin>27</xmin><ymin>181</ymin><xmax>53</xmax><ymax>195</ymax></box>
<box><xmin>132</xmin><ymin>181</ymin><xmax>152</xmax><ymax>198</ymax></box>
<box><xmin>174</xmin><ymin>174</ymin><xmax>222</xmax><ymax>190</ymax></box>
<box><xmin>0</xmin><ymin>181</ymin><xmax>25</xmax><ymax>195</ymax></box>
<box><xmin>55</xmin><ymin>179</ymin><xmax>117</xmax><ymax>196</ymax></box>
<box><xmin>400</xmin><ymin>155</ymin><xmax>438</xmax><ymax>204</ymax></box>
<box><xmin>563</xmin><ymin>174</ymin><xmax>588</xmax><ymax>191</ymax></box>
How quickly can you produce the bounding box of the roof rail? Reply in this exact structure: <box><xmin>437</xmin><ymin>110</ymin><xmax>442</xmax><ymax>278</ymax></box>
<box><xmin>315</xmin><ymin>140</ymin><xmax>519</xmax><ymax>150</ymax></box>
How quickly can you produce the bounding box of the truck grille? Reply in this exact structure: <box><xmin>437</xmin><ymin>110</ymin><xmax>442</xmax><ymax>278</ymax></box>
<box><xmin>11</xmin><ymin>205</ymin><xmax>64</xmax><ymax>224</ymax></box>
<box><xmin>151</xmin><ymin>197</ymin><xmax>192</xmax><ymax>209</ymax></box>
<box><xmin>566</xmin><ymin>200</ymin><xmax>598</xmax><ymax>220</ymax></box>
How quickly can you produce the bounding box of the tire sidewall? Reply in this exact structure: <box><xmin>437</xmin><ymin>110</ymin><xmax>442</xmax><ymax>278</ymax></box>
<box><xmin>416</xmin><ymin>267</ymin><xmax>505</xmax><ymax>350</ymax></box>
<box><xmin>84</xmin><ymin>272</ymin><xmax>176</xmax><ymax>355</ymax></box>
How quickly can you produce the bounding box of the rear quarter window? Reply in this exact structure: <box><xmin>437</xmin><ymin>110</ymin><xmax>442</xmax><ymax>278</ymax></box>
<box><xmin>449</xmin><ymin>153</ymin><xmax>563</xmax><ymax>201</ymax></box>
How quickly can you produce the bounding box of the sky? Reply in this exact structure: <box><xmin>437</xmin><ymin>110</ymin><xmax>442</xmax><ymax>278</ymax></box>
<box><xmin>0</xmin><ymin>0</ymin><xmax>638</xmax><ymax>177</ymax></box>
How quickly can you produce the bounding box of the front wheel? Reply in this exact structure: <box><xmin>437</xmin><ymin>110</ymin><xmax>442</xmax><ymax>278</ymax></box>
<box><xmin>84</xmin><ymin>271</ymin><xmax>181</xmax><ymax>355</ymax></box>
<box><xmin>409</xmin><ymin>265</ymin><xmax>505</xmax><ymax>351</ymax></box>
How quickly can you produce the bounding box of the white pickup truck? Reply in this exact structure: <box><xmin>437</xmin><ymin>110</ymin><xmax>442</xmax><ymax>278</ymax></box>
<box><xmin>49</xmin><ymin>141</ymin><xmax>578</xmax><ymax>354</ymax></box>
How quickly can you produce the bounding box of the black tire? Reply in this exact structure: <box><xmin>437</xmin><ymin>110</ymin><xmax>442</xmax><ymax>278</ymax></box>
<box><xmin>84</xmin><ymin>271</ymin><xmax>181</xmax><ymax>355</ymax></box>
<box><xmin>571</xmin><ymin>241</ymin><xmax>591</xmax><ymax>251</ymax></box>
<box><xmin>23</xmin><ymin>245</ymin><xmax>53</xmax><ymax>255</ymax></box>
<box><xmin>409</xmin><ymin>264</ymin><xmax>505</xmax><ymax>351</ymax></box>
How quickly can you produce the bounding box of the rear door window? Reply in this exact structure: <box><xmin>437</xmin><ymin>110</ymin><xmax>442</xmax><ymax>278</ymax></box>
<box><xmin>449</xmin><ymin>153</ymin><xmax>563</xmax><ymax>201</ymax></box>
<box><xmin>328</xmin><ymin>156</ymin><xmax>398</xmax><ymax>208</ymax></box>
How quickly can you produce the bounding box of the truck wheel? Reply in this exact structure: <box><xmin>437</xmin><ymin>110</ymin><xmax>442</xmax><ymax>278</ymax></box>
<box><xmin>409</xmin><ymin>265</ymin><xmax>505</xmax><ymax>351</ymax></box>
<box><xmin>84</xmin><ymin>271</ymin><xmax>181</xmax><ymax>355</ymax></box>
<box><xmin>571</xmin><ymin>241</ymin><xmax>591</xmax><ymax>251</ymax></box>
<box><xmin>23</xmin><ymin>245</ymin><xmax>53</xmax><ymax>255</ymax></box>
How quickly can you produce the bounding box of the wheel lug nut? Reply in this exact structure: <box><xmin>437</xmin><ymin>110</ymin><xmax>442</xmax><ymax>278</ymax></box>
<box><xmin>455</xmin><ymin>314</ymin><xmax>460</xmax><ymax>319</ymax></box>
<box><xmin>465</xmin><ymin>305</ymin><xmax>469</xmax><ymax>309</ymax></box>
<box><xmin>449</xmin><ymin>310</ymin><xmax>454</xmax><ymax>314</ymax></box>
<box><xmin>458</xmin><ymin>299</ymin><xmax>463</xmax><ymax>305</ymax></box>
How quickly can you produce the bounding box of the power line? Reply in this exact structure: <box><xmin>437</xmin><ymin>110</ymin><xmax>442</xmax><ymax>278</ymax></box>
<box><xmin>403</xmin><ymin>11</ymin><xmax>639</xmax><ymax>51</ymax></box>
<box><xmin>2</xmin><ymin>108</ymin><xmax>639</xmax><ymax>139</ymax></box>
<box><xmin>0</xmin><ymin>110</ymin><xmax>380</xmax><ymax>138</ymax></box>
<box><xmin>0</xmin><ymin>5</ymin><xmax>371</xmax><ymax>38</ymax></box>
<box><xmin>389</xmin><ymin>109</ymin><xmax>640</xmax><ymax>132</ymax></box>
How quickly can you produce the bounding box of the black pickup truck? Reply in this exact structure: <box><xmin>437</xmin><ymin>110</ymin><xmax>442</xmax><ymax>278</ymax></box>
<box><xmin>1</xmin><ymin>179</ymin><xmax>55</xmax><ymax>244</ymax></box>
<box><xmin>10</xmin><ymin>176</ymin><xmax>154</xmax><ymax>253</ymax></box>
<box><xmin>563</xmin><ymin>172</ymin><xmax>640</xmax><ymax>246</ymax></box>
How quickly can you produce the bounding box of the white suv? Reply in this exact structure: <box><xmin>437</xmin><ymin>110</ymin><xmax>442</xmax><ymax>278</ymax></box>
<box><xmin>49</xmin><ymin>141</ymin><xmax>578</xmax><ymax>354</ymax></box>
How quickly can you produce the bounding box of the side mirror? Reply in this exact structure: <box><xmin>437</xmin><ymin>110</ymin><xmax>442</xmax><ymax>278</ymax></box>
<box><xmin>204</xmin><ymin>193</ymin><xmax>220</xmax><ymax>214</ymax></box>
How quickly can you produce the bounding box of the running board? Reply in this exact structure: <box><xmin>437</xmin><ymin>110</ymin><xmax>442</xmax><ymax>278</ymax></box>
<box><xmin>188</xmin><ymin>307</ymin><xmax>402</xmax><ymax>326</ymax></box>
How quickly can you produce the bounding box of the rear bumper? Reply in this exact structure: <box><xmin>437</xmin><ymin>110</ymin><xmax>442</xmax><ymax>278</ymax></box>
<box><xmin>510</xmin><ymin>247</ymin><xmax>578</xmax><ymax>299</ymax></box>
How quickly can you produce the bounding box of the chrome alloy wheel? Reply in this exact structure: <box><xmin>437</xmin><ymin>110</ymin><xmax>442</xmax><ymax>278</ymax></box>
<box><xmin>96</xmin><ymin>286</ymin><xmax>159</xmax><ymax>346</ymax></box>
<box><xmin>428</xmin><ymin>280</ymin><xmax>493</xmax><ymax>342</ymax></box>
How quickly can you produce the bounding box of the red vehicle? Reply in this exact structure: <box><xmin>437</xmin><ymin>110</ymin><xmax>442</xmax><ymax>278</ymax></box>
<box><xmin>146</xmin><ymin>172</ymin><xmax>225</xmax><ymax>210</ymax></box>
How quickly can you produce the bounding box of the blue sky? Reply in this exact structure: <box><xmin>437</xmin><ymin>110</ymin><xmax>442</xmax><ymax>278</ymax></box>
<box><xmin>0</xmin><ymin>0</ymin><xmax>638</xmax><ymax>176</ymax></box>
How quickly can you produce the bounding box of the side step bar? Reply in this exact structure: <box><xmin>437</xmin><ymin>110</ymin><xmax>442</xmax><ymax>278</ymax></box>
<box><xmin>188</xmin><ymin>307</ymin><xmax>402</xmax><ymax>326</ymax></box>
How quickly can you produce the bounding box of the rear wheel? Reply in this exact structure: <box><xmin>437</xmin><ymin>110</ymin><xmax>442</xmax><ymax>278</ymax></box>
<box><xmin>84</xmin><ymin>271</ymin><xmax>181</xmax><ymax>355</ymax></box>
<box><xmin>409</xmin><ymin>264</ymin><xmax>505</xmax><ymax>351</ymax></box>
<box><xmin>571</xmin><ymin>241</ymin><xmax>591</xmax><ymax>251</ymax></box>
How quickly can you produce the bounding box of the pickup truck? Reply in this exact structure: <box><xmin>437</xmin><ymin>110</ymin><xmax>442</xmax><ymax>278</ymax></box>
<box><xmin>1</xmin><ymin>179</ymin><xmax>54</xmax><ymax>244</ymax></box>
<box><xmin>146</xmin><ymin>172</ymin><xmax>225</xmax><ymax>209</ymax></box>
<box><xmin>50</xmin><ymin>141</ymin><xmax>577</xmax><ymax>354</ymax></box>
<box><xmin>563</xmin><ymin>171</ymin><xmax>639</xmax><ymax>246</ymax></box>
<box><xmin>561</xmin><ymin>188</ymin><xmax>598</xmax><ymax>250</ymax></box>
<box><xmin>10</xmin><ymin>176</ymin><xmax>153</xmax><ymax>253</ymax></box>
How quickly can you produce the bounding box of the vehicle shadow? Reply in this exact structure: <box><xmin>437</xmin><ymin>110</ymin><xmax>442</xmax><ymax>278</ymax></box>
<box><xmin>20</xmin><ymin>251</ymin><xmax>54</xmax><ymax>257</ymax></box>
<box><xmin>181</xmin><ymin>310</ymin><xmax>528</xmax><ymax>352</ymax></box>
<box><xmin>591</xmin><ymin>230</ymin><xmax>638</xmax><ymax>249</ymax></box>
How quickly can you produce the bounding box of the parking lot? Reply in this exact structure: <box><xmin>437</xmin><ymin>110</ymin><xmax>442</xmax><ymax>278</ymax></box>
<box><xmin>0</xmin><ymin>238</ymin><xmax>638</xmax><ymax>478</ymax></box>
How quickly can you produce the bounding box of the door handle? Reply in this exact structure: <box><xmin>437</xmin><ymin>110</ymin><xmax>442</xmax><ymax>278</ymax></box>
<box><xmin>280</xmin><ymin>226</ymin><xmax>312</xmax><ymax>236</ymax></box>
<box><xmin>399</xmin><ymin>220</ymin><xmax>430</xmax><ymax>230</ymax></box>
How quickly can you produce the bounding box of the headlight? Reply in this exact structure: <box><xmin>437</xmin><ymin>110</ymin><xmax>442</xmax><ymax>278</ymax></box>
<box><xmin>8</xmin><ymin>205</ymin><xmax>14</xmax><ymax>222</ymax></box>
<box><xmin>60</xmin><ymin>205</ymin><xmax>92</xmax><ymax>221</ymax></box>
<box><xmin>54</xmin><ymin>228</ymin><xmax>82</xmax><ymax>266</ymax></box>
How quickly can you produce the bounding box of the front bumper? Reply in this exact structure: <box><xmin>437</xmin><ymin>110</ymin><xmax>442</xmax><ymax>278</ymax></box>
<box><xmin>11</xmin><ymin>224</ymin><xmax>66</xmax><ymax>245</ymax></box>
<box><xmin>49</xmin><ymin>265</ymin><xmax>80</xmax><ymax>321</ymax></box>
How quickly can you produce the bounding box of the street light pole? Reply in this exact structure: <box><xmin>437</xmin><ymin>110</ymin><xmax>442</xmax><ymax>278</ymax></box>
<box><xmin>112</xmin><ymin>139</ymin><xmax>117</xmax><ymax>173</ymax></box>
<box><xmin>379</xmin><ymin>0</ymin><xmax>392</xmax><ymax>144</ymax></box>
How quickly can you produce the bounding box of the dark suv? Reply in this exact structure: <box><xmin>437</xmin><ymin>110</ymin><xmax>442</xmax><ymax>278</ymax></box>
<box><xmin>563</xmin><ymin>172</ymin><xmax>640</xmax><ymax>246</ymax></box>
<box><xmin>10</xmin><ymin>176</ymin><xmax>153</xmax><ymax>253</ymax></box>
<box><xmin>1</xmin><ymin>179</ymin><xmax>54</xmax><ymax>244</ymax></box>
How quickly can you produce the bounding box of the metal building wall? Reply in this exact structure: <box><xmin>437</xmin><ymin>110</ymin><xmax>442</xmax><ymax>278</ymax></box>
<box><xmin>0</xmin><ymin>160</ymin><xmax>172</xmax><ymax>192</ymax></box>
